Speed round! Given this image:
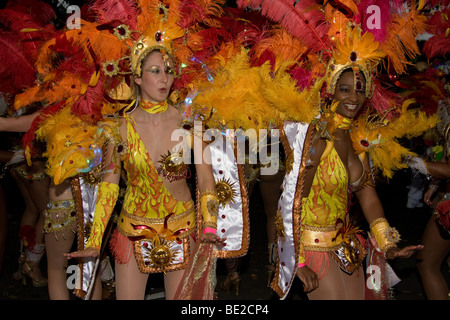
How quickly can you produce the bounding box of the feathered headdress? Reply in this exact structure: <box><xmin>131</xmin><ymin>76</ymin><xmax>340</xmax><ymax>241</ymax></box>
<box><xmin>325</xmin><ymin>27</ymin><xmax>385</xmax><ymax>99</ymax></box>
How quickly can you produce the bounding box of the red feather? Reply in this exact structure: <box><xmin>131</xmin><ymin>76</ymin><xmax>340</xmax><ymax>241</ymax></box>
<box><xmin>289</xmin><ymin>67</ymin><xmax>313</xmax><ymax>90</ymax></box>
<box><xmin>47</xmin><ymin>34</ymin><xmax>94</xmax><ymax>83</ymax></box>
<box><xmin>237</xmin><ymin>0</ymin><xmax>332</xmax><ymax>54</ymax></box>
<box><xmin>0</xmin><ymin>6</ymin><xmax>57</xmax><ymax>96</ymax></box>
<box><xmin>87</xmin><ymin>0</ymin><xmax>139</xmax><ymax>28</ymax></box>
<box><xmin>5</xmin><ymin>0</ymin><xmax>56</xmax><ymax>27</ymax></box>
<box><xmin>370</xmin><ymin>79</ymin><xmax>403</xmax><ymax>120</ymax></box>
<box><xmin>71</xmin><ymin>75</ymin><xmax>106</xmax><ymax>124</ymax></box>
<box><xmin>423</xmin><ymin>35</ymin><xmax>450</xmax><ymax>60</ymax></box>
<box><xmin>422</xmin><ymin>7</ymin><xmax>450</xmax><ymax>59</ymax></box>
<box><xmin>427</xmin><ymin>8</ymin><xmax>450</xmax><ymax>35</ymax></box>
<box><xmin>0</xmin><ymin>31</ymin><xmax>38</xmax><ymax>96</ymax></box>
<box><xmin>251</xmin><ymin>48</ymin><xmax>276</xmax><ymax>68</ymax></box>
<box><xmin>0</xmin><ymin>9</ymin><xmax>55</xmax><ymax>48</ymax></box>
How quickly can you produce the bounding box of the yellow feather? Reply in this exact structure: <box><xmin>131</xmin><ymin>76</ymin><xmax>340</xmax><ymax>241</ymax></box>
<box><xmin>36</xmin><ymin>106</ymin><xmax>102</xmax><ymax>184</ymax></box>
<box><xmin>89</xmin><ymin>71</ymin><xmax>100</xmax><ymax>87</ymax></box>
<box><xmin>350</xmin><ymin>98</ymin><xmax>439</xmax><ymax>178</ymax></box>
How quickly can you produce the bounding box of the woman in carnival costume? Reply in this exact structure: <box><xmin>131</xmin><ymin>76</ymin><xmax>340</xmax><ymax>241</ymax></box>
<box><xmin>62</xmin><ymin>0</ymin><xmax>233</xmax><ymax>300</ymax></box>
<box><xmin>250</xmin><ymin>0</ymin><xmax>438</xmax><ymax>300</ymax></box>
<box><xmin>0</xmin><ymin>0</ymin><xmax>59</xmax><ymax>289</ymax></box>
<box><xmin>410</xmin><ymin>79</ymin><xmax>450</xmax><ymax>300</ymax></box>
<box><xmin>191</xmin><ymin>0</ymin><xmax>439</xmax><ymax>299</ymax></box>
<box><xmin>2</xmin><ymin>0</ymin><xmax>230</xmax><ymax>300</ymax></box>
<box><xmin>0</xmin><ymin>0</ymin><xmax>127</xmax><ymax>299</ymax></box>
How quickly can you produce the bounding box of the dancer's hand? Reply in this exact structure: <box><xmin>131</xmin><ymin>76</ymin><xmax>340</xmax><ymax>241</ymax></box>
<box><xmin>296</xmin><ymin>265</ymin><xmax>319</xmax><ymax>293</ymax></box>
<box><xmin>424</xmin><ymin>187</ymin><xmax>436</xmax><ymax>206</ymax></box>
<box><xmin>64</xmin><ymin>247</ymin><xmax>99</xmax><ymax>259</ymax></box>
<box><xmin>385</xmin><ymin>245</ymin><xmax>424</xmax><ymax>260</ymax></box>
<box><xmin>6</xmin><ymin>150</ymin><xmax>24</xmax><ymax>166</ymax></box>
<box><xmin>201</xmin><ymin>232</ymin><xmax>226</xmax><ymax>247</ymax></box>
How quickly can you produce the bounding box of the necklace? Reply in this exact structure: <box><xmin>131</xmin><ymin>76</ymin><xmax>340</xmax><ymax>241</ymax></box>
<box><xmin>334</xmin><ymin>114</ymin><xmax>352</xmax><ymax>130</ymax></box>
<box><xmin>140</xmin><ymin>99</ymin><xmax>168</xmax><ymax>114</ymax></box>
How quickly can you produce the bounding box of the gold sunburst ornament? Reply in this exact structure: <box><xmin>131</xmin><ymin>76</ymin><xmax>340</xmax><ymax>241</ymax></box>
<box><xmin>215</xmin><ymin>177</ymin><xmax>238</xmax><ymax>208</ymax></box>
<box><xmin>157</xmin><ymin>150</ymin><xmax>189</xmax><ymax>182</ymax></box>
<box><xmin>275</xmin><ymin>211</ymin><xmax>285</xmax><ymax>241</ymax></box>
<box><xmin>148</xmin><ymin>236</ymin><xmax>180</xmax><ymax>268</ymax></box>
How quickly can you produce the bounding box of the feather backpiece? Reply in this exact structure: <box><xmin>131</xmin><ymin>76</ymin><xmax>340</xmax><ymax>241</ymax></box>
<box><xmin>350</xmin><ymin>99</ymin><xmax>439</xmax><ymax>178</ymax></box>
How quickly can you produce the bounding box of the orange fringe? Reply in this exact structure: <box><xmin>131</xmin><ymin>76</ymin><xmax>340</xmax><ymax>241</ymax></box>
<box><xmin>304</xmin><ymin>250</ymin><xmax>330</xmax><ymax>280</ymax></box>
<box><xmin>109</xmin><ymin>229</ymin><xmax>133</xmax><ymax>265</ymax></box>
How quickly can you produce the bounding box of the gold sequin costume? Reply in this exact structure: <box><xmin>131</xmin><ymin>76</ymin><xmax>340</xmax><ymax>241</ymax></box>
<box><xmin>300</xmin><ymin>147</ymin><xmax>366</xmax><ymax>277</ymax></box>
<box><xmin>43</xmin><ymin>199</ymin><xmax>77</xmax><ymax>239</ymax></box>
<box><xmin>110</xmin><ymin>116</ymin><xmax>196</xmax><ymax>273</ymax></box>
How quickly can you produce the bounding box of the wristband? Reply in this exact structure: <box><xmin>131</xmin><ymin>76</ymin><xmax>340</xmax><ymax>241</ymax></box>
<box><xmin>199</xmin><ymin>189</ymin><xmax>219</xmax><ymax>230</ymax></box>
<box><xmin>369</xmin><ymin>217</ymin><xmax>400</xmax><ymax>254</ymax></box>
<box><xmin>203</xmin><ymin>227</ymin><xmax>217</xmax><ymax>235</ymax></box>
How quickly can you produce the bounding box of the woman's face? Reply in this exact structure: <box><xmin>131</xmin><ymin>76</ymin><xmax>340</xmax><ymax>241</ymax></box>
<box><xmin>333</xmin><ymin>70</ymin><xmax>367</xmax><ymax>119</ymax></box>
<box><xmin>134</xmin><ymin>50</ymin><xmax>175</xmax><ymax>103</ymax></box>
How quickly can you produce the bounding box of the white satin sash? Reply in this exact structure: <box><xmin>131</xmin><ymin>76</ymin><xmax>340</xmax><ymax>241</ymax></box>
<box><xmin>208</xmin><ymin>130</ymin><xmax>249</xmax><ymax>257</ymax></box>
<box><xmin>274</xmin><ymin>121</ymin><xmax>309</xmax><ymax>299</ymax></box>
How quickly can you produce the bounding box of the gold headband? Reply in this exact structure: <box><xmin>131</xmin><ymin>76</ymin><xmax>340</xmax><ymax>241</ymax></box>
<box><xmin>325</xmin><ymin>28</ymin><xmax>386</xmax><ymax>99</ymax></box>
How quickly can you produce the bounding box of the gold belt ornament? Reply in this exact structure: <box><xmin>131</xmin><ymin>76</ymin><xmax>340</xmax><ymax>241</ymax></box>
<box><xmin>117</xmin><ymin>206</ymin><xmax>196</xmax><ymax>240</ymax></box>
<box><xmin>118</xmin><ymin>207</ymin><xmax>195</xmax><ymax>272</ymax></box>
<box><xmin>303</xmin><ymin>223</ymin><xmax>367</xmax><ymax>274</ymax></box>
<box><xmin>302</xmin><ymin>224</ymin><xmax>344</xmax><ymax>251</ymax></box>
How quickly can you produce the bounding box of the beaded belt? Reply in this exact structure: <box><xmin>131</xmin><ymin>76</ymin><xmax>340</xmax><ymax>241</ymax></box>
<box><xmin>43</xmin><ymin>199</ymin><xmax>77</xmax><ymax>236</ymax></box>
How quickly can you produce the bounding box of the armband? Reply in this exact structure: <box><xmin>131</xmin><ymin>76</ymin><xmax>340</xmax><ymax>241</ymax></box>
<box><xmin>369</xmin><ymin>217</ymin><xmax>400</xmax><ymax>254</ymax></box>
<box><xmin>199</xmin><ymin>189</ymin><xmax>219</xmax><ymax>232</ymax></box>
<box><xmin>86</xmin><ymin>181</ymin><xmax>119</xmax><ymax>251</ymax></box>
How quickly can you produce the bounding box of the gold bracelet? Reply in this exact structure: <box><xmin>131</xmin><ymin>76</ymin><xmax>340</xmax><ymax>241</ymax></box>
<box><xmin>199</xmin><ymin>189</ymin><xmax>219</xmax><ymax>229</ymax></box>
<box><xmin>369</xmin><ymin>218</ymin><xmax>400</xmax><ymax>254</ymax></box>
